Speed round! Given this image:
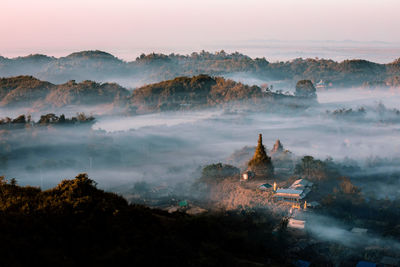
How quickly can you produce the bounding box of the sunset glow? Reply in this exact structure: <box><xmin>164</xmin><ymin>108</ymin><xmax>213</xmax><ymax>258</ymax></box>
<box><xmin>1</xmin><ymin>0</ymin><xmax>399</xmax><ymax>59</ymax></box>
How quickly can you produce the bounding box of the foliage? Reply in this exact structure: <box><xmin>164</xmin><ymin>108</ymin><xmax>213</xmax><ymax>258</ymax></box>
<box><xmin>295</xmin><ymin>80</ymin><xmax>317</xmax><ymax>98</ymax></box>
<box><xmin>327</xmin><ymin>107</ymin><xmax>366</xmax><ymax>119</ymax></box>
<box><xmin>0</xmin><ymin>76</ymin><xmax>130</xmax><ymax>108</ymax></box>
<box><xmin>0</xmin><ymin>174</ymin><xmax>293</xmax><ymax>266</ymax></box>
<box><xmin>2</xmin><ymin>50</ymin><xmax>400</xmax><ymax>88</ymax></box>
<box><xmin>128</xmin><ymin>74</ymin><xmax>269</xmax><ymax>113</ymax></box>
<box><xmin>338</xmin><ymin>176</ymin><xmax>361</xmax><ymax>194</ymax></box>
<box><xmin>326</xmin><ymin>103</ymin><xmax>400</xmax><ymax>123</ymax></box>
<box><xmin>0</xmin><ymin>113</ymin><xmax>94</xmax><ymax>127</ymax></box>
<box><xmin>0</xmin><ymin>173</ymin><xmax>126</xmax><ymax>215</ymax></box>
<box><xmin>294</xmin><ymin>156</ymin><xmax>336</xmax><ymax>181</ymax></box>
<box><xmin>200</xmin><ymin>163</ymin><xmax>240</xmax><ymax>183</ymax></box>
<box><xmin>0</xmin><ymin>74</ymin><xmax>315</xmax><ymax>114</ymax></box>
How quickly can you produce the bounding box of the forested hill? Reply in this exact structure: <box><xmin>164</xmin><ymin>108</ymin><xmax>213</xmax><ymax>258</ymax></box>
<box><xmin>0</xmin><ymin>75</ymin><xmax>129</xmax><ymax>108</ymax></box>
<box><xmin>0</xmin><ymin>75</ymin><xmax>314</xmax><ymax>113</ymax></box>
<box><xmin>128</xmin><ymin>75</ymin><xmax>264</xmax><ymax>113</ymax></box>
<box><xmin>1</xmin><ymin>50</ymin><xmax>400</xmax><ymax>88</ymax></box>
<box><xmin>128</xmin><ymin>75</ymin><xmax>316</xmax><ymax>113</ymax></box>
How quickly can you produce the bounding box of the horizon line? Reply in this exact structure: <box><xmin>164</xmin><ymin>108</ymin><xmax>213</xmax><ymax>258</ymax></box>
<box><xmin>1</xmin><ymin>47</ymin><xmax>399</xmax><ymax>65</ymax></box>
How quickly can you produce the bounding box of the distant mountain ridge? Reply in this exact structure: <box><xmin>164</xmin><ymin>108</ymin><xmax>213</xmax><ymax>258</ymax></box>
<box><xmin>1</xmin><ymin>50</ymin><xmax>400</xmax><ymax>88</ymax></box>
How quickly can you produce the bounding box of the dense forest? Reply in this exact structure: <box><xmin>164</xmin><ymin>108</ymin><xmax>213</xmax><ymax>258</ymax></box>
<box><xmin>1</xmin><ymin>50</ymin><xmax>400</xmax><ymax>88</ymax></box>
<box><xmin>127</xmin><ymin>75</ymin><xmax>308</xmax><ymax>114</ymax></box>
<box><xmin>0</xmin><ymin>75</ymin><xmax>129</xmax><ymax>109</ymax></box>
<box><xmin>0</xmin><ymin>75</ymin><xmax>315</xmax><ymax>114</ymax></box>
<box><xmin>0</xmin><ymin>173</ymin><xmax>297</xmax><ymax>266</ymax></box>
<box><xmin>0</xmin><ymin>113</ymin><xmax>94</xmax><ymax>127</ymax></box>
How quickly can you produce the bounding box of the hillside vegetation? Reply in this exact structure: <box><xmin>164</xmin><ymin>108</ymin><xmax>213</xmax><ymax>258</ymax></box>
<box><xmin>0</xmin><ymin>76</ymin><xmax>129</xmax><ymax>108</ymax></box>
<box><xmin>0</xmin><ymin>173</ymin><xmax>291</xmax><ymax>266</ymax></box>
<box><xmin>2</xmin><ymin>50</ymin><xmax>400</xmax><ymax>87</ymax></box>
<box><xmin>128</xmin><ymin>75</ymin><xmax>270</xmax><ymax>113</ymax></box>
<box><xmin>0</xmin><ymin>75</ymin><xmax>314</xmax><ymax>113</ymax></box>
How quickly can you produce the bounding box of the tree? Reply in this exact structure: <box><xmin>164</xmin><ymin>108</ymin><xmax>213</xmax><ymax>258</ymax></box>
<box><xmin>339</xmin><ymin>176</ymin><xmax>360</xmax><ymax>194</ymax></box>
<box><xmin>247</xmin><ymin>134</ymin><xmax>274</xmax><ymax>178</ymax></box>
<box><xmin>295</xmin><ymin>156</ymin><xmax>315</xmax><ymax>177</ymax></box>
<box><xmin>294</xmin><ymin>156</ymin><xmax>334</xmax><ymax>181</ymax></box>
<box><xmin>12</xmin><ymin>115</ymin><xmax>26</xmax><ymax>124</ymax></box>
<box><xmin>39</xmin><ymin>113</ymin><xmax>58</xmax><ymax>124</ymax></box>
<box><xmin>76</xmin><ymin>112</ymin><xmax>90</xmax><ymax>122</ymax></box>
<box><xmin>59</xmin><ymin>114</ymin><xmax>66</xmax><ymax>123</ymax></box>
<box><xmin>200</xmin><ymin>163</ymin><xmax>240</xmax><ymax>183</ymax></box>
<box><xmin>295</xmin><ymin>80</ymin><xmax>316</xmax><ymax>98</ymax></box>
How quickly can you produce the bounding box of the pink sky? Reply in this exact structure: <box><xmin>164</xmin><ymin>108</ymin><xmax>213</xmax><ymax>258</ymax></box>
<box><xmin>1</xmin><ymin>0</ymin><xmax>399</xmax><ymax>59</ymax></box>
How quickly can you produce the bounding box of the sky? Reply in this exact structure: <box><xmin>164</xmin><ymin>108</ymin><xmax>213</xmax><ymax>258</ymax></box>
<box><xmin>1</xmin><ymin>0</ymin><xmax>400</xmax><ymax>60</ymax></box>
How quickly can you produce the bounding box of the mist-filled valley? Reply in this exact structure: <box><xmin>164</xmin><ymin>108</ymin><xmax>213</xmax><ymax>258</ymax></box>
<box><xmin>1</xmin><ymin>51</ymin><xmax>400</xmax><ymax>266</ymax></box>
<box><xmin>4</xmin><ymin>0</ymin><xmax>400</xmax><ymax>263</ymax></box>
<box><xmin>3</xmin><ymin>86</ymin><xmax>400</xmax><ymax>190</ymax></box>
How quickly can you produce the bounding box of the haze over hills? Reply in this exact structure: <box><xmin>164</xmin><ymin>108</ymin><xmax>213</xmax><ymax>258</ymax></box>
<box><xmin>3</xmin><ymin>0</ymin><xmax>400</xmax><ymax>265</ymax></box>
<box><xmin>1</xmin><ymin>50</ymin><xmax>400</xmax><ymax>88</ymax></box>
<box><xmin>2</xmin><ymin>56</ymin><xmax>400</xmax><ymax>266</ymax></box>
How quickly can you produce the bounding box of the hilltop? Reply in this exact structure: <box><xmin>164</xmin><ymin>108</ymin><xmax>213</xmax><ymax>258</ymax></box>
<box><xmin>127</xmin><ymin>74</ymin><xmax>317</xmax><ymax>114</ymax></box>
<box><xmin>0</xmin><ymin>76</ymin><xmax>129</xmax><ymax>109</ymax></box>
<box><xmin>0</xmin><ymin>75</ymin><xmax>314</xmax><ymax>114</ymax></box>
<box><xmin>127</xmin><ymin>75</ymin><xmax>264</xmax><ymax>113</ymax></box>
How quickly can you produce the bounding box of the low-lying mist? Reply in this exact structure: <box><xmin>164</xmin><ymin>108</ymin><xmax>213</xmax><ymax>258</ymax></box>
<box><xmin>306</xmin><ymin>213</ymin><xmax>400</xmax><ymax>251</ymax></box>
<box><xmin>0</xmin><ymin>87</ymin><xmax>400</xmax><ymax>198</ymax></box>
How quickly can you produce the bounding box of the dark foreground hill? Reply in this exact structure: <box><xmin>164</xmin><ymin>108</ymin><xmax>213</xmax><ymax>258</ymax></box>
<box><xmin>1</xmin><ymin>50</ymin><xmax>400</xmax><ymax>87</ymax></box>
<box><xmin>0</xmin><ymin>173</ymin><xmax>294</xmax><ymax>266</ymax></box>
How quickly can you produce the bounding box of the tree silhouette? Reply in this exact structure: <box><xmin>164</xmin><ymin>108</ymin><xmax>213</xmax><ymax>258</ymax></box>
<box><xmin>294</xmin><ymin>156</ymin><xmax>333</xmax><ymax>180</ymax></box>
<box><xmin>200</xmin><ymin>163</ymin><xmax>240</xmax><ymax>183</ymax></box>
<box><xmin>295</xmin><ymin>80</ymin><xmax>316</xmax><ymax>98</ymax></box>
